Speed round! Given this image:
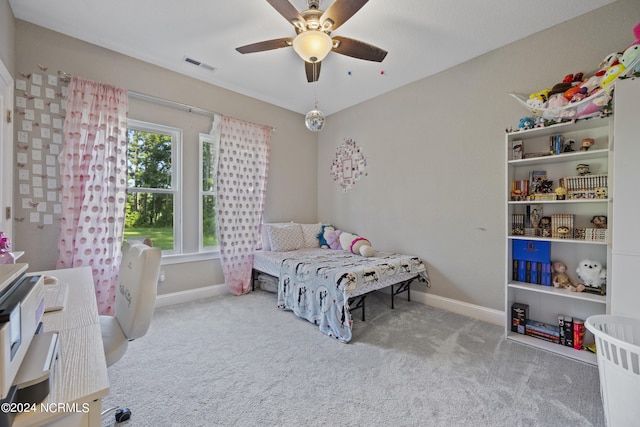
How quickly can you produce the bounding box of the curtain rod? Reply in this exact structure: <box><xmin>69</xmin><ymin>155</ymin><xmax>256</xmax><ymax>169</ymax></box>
<box><xmin>129</xmin><ymin>90</ymin><xmax>275</xmax><ymax>132</ymax></box>
<box><xmin>57</xmin><ymin>71</ymin><xmax>275</xmax><ymax>132</ymax></box>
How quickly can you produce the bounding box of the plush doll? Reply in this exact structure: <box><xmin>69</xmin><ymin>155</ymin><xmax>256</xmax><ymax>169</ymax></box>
<box><xmin>576</xmin><ymin>259</ymin><xmax>607</xmax><ymax>291</ymax></box>
<box><xmin>317</xmin><ymin>224</ymin><xmax>333</xmax><ymax>248</ymax></box>
<box><xmin>323</xmin><ymin>227</ymin><xmax>342</xmax><ymax>250</ymax></box>
<box><xmin>602</xmin><ymin>62</ymin><xmax>626</xmax><ymax>88</ymax></box>
<box><xmin>518</xmin><ymin>117</ymin><xmax>535</xmax><ymax>130</ymax></box>
<box><xmin>552</xmin><ymin>261</ymin><xmax>584</xmax><ymax>292</ymax></box>
<box><xmin>620</xmin><ymin>25</ymin><xmax>640</xmax><ymax>74</ymax></box>
<box><xmin>338</xmin><ymin>232</ymin><xmax>374</xmax><ymax>257</ymax></box>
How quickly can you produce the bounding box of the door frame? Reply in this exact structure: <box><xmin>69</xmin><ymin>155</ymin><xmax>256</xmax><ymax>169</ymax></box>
<box><xmin>0</xmin><ymin>59</ymin><xmax>14</xmax><ymax>244</ymax></box>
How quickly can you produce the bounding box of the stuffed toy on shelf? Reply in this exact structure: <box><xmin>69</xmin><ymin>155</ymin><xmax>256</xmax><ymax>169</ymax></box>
<box><xmin>552</xmin><ymin>261</ymin><xmax>584</xmax><ymax>292</ymax></box>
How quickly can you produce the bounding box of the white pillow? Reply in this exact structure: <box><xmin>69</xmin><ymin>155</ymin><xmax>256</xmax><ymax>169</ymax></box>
<box><xmin>268</xmin><ymin>224</ymin><xmax>304</xmax><ymax>252</ymax></box>
<box><xmin>299</xmin><ymin>223</ymin><xmax>322</xmax><ymax>248</ymax></box>
<box><xmin>260</xmin><ymin>222</ymin><xmax>291</xmax><ymax>251</ymax></box>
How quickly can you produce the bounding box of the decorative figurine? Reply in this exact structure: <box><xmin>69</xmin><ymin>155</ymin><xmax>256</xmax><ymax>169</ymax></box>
<box><xmin>563</xmin><ymin>139</ymin><xmax>576</xmax><ymax>152</ymax></box>
<box><xmin>580</xmin><ymin>138</ymin><xmax>595</xmax><ymax>151</ymax></box>
<box><xmin>576</xmin><ymin>163</ymin><xmax>591</xmax><ymax>176</ymax></box>
<box><xmin>591</xmin><ymin>215</ymin><xmax>607</xmax><ymax>229</ymax></box>
<box><xmin>539</xmin><ymin>216</ymin><xmax>552</xmax><ymax>237</ymax></box>
<box><xmin>540</xmin><ymin>180</ymin><xmax>554</xmax><ymax>193</ymax></box>
<box><xmin>595</xmin><ymin>187</ymin><xmax>607</xmax><ymax>199</ymax></box>
<box><xmin>555</xmin><ymin>186</ymin><xmax>567</xmax><ymax>200</ymax></box>
<box><xmin>557</xmin><ymin>226</ymin><xmax>571</xmax><ymax>238</ymax></box>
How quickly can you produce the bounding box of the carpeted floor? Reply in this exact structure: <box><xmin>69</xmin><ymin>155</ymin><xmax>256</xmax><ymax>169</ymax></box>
<box><xmin>102</xmin><ymin>290</ymin><xmax>605</xmax><ymax>427</ymax></box>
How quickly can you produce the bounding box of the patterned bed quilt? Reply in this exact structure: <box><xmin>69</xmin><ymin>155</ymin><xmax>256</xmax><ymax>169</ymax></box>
<box><xmin>276</xmin><ymin>250</ymin><xmax>429</xmax><ymax>342</ymax></box>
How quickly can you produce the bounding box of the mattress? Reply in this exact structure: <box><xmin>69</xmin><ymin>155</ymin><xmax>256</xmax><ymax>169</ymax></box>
<box><xmin>253</xmin><ymin>248</ymin><xmax>426</xmax><ymax>297</ymax></box>
<box><xmin>254</xmin><ymin>248</ymin><xmax>429</xmax><ymax>342</ymax></box>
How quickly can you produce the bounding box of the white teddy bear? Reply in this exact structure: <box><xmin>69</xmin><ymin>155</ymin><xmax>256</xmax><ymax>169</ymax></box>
<box><xmin>576</xmin><ymin>259</ymin><xmax>606</xmax><ymax>291</ymax></box>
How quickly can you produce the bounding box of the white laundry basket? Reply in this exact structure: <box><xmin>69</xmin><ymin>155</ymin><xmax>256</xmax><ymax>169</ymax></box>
<box><xmin>585</xmin><ymin>315</ymin><xmax>640</xmax><ymax>427</ymax></box>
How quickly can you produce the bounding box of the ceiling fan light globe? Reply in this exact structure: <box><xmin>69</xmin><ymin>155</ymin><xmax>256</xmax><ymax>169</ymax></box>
<box><xmin>293</xmin><ymin>31</ymin><xmax>332</xmax><ymax>63</ymax></box>
<box><xmin>305</xmin><ymin>109</ymin><xmax>326</xmax><ymax>132</ymax></box>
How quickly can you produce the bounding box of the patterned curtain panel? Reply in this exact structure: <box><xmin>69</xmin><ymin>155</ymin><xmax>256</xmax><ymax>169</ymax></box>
<box><xmin>57</xmin><ymin>76</ymin><xmax>128</xmax><ymax>315</ymax></box>
<box><xmin>215</xmin><ymin>115</ymin><xmax>271</xmax><ymax>295</ymax></box>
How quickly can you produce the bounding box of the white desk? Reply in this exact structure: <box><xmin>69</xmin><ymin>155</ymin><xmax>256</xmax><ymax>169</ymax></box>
<box><xmin>13</xmin><ymin>267</ymin><xmax>109</xmax><ymax>427</ymax></box>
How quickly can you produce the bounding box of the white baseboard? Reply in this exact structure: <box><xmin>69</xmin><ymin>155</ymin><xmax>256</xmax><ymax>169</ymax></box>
<box><xmin>411</xmin><ymin>289</ymin><xmax>505</xmax><ymax>326</ymax></box>
<box><xmin>155</xmin><ymin>284</ymin><xmax>506</xmax><ymax>327</ymax></box>
<box><xmin>155</xmin><ymin>284</ymin><xmax>229</xmax><ymax>308</ymax></box>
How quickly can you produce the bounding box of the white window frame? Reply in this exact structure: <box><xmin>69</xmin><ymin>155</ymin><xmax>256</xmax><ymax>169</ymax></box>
<box><xmin>127</xmin><ymin>119</ymin><xmax>182</xmax><ymax>256</ymax></box>
<box><xmin>199</xmin><ymin>132</ymin><xmax>220</xmax><ymax>253</ymax></box>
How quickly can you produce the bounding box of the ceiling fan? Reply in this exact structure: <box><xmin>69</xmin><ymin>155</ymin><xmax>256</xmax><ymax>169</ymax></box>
<box><xmin>236</xmin><ymin>0</ymin><xmax>387</xmax><ymax>82</ymax></box>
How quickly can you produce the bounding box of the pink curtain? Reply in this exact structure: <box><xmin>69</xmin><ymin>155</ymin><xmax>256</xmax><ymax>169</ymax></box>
<box><xmin>57</xmin><ymin>76</ymin><xmax>128</xmax><ymax>315</ymax></box>
<box><xmin>216</xmin><ymin>116</ymin><xmax>271</xmax><ymax>295</ymax></box>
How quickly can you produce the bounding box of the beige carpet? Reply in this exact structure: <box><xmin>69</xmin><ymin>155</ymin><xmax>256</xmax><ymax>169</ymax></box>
<box><xmin>102</xmin><ymin>290</ymin><xmax>605</xmax><ymax>427</ymax></box>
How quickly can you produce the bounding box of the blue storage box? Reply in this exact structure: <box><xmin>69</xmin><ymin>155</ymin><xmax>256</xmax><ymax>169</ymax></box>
<box><xmin>513</xmin><ymin>240</ymin><xmax>551</xmax><ymax>263</ymax></box>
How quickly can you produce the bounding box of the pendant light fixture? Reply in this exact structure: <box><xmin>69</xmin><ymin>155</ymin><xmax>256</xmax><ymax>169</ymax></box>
<box><xmin>305</xmin><ymin>99</ymin><xmax>325</xmax><ymax>132</ymax></box>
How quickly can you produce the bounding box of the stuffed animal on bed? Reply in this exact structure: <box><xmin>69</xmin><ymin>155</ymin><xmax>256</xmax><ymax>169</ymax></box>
<box><xmin>319</xmin><ymin>226</ymin><xmax>342</xmax><ymax>250</ymax></box>
<box><xmin>338</xmin><ymin>232</ymin><xmax>374</xmax><ymax>257</ymax></box>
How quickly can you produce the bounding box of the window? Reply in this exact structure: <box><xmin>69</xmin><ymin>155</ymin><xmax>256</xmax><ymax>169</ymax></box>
<box><xmin>200</xmin><ymin>133</ymin><xmax>218</xmax><ymax>250</ymax></box>
<box><xmin>125</xmin><ymin>120</ymin><xmax>182</xmax><ymax>254</ymax></box>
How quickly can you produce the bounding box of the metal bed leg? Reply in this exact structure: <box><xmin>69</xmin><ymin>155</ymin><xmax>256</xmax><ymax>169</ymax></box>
<box><xmin>349</xmin><ymin>295</ymin><xmax>367</xmax><ymax>321</ymax></box>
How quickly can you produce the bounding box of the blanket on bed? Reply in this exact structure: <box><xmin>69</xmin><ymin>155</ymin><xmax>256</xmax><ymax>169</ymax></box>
<box><xmin>276</xmin><ymin>251</ymin><xmax>429</xmax><ymax>342</ymax></box>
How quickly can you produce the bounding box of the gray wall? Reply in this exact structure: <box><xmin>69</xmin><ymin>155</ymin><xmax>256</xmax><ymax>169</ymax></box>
<box><xmin>12</xmin><ymin>21</ymin><xmax>318</xmax><ymax>294</ymax></box>
<box><xmin>6</xmin><ymin>0</ymin><xmax>640</xmax><ymax>311</ymax></box>
<box><xmin>0</xmin><ymin>0</ymin><xmax>15</xmax><ymax>72</ymax></box>
<box><xmin>317</xmin><ymin>0</ymin><xmax>640</xmax><ymax>311</ymax></box>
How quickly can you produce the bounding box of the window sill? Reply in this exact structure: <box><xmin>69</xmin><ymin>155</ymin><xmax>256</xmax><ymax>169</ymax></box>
<box><xmin>160</xmin><ymin>250</ymin><xmax>220</xmax><ymax>265</ymax></box>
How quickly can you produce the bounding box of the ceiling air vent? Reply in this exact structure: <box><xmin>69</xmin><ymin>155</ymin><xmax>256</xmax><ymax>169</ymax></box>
<box><xmin>183</xmin><ymin>57</ymin><xmax>216</xmax><ymax>72</ymax></box>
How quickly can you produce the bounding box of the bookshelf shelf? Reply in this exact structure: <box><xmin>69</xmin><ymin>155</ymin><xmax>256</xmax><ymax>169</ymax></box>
<box><xmin>508</xmin><ymin>236</ymin><xmax>607</xmax><ymax>245</ymax></box>
<box><xmin>505</xmin><ymin>116</ymin><xmax>612</xmax><ymax>364</ymax></box>
<box><xmin>507</xmin><ymin>281</ymin><xmax>606</xmax><ymax>304</ymax></box>
<box><xmin>508</xmin><ymin>199</ymin><xmax>608</xmax><ymax>205</ymax></box>
<box><xmin>506</xmin><ymin>332</ymin><xmax>597</xmax><ymax>365</ymax></box>
<box><xmin>508</xmin><ymin>148</ymin><xmax>608</xmax><ymax>167</ymax></box>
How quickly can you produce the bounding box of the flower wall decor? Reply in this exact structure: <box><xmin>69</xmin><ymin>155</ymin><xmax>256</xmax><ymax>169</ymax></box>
<box><xmin>330</xmin><ymin>138</ymin><xmax>367</xmax><ymax>192</ymax></box>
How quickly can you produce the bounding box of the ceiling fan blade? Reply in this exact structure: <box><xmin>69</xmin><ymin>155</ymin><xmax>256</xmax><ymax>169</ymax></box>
<box><xmin>305</xmin><ymin>61</ymin><xmax>321</xmax><ymax>82</ymax></box>
<box><xmin>332</xmin><ymin>36</ymin><xmax>387</xmax><ymax>62</ymax></box>
<box><xmin>236</xmin><ymin>38</ymin><xmax>293</xmax><ymax>54</ymax></box>
<box><xmin>320</xmin><ymin>0</ymin><xmax>369</xmax><ymax>31</ymax></box>
<box><xmin>266</xmin><ymin>0</ymin><xmax>306</xmax><ymax>28</ymax></box>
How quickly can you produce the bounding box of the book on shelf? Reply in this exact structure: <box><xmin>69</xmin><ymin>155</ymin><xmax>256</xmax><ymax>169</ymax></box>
<box><xmin>559</xmin><ymin>315</ymin><xmax>574</xmax><ymax>347</ymax></box>
<box><xmin>551</xmin><ymin>214</ymin><xmax>574</xmax><ymax>239</ymax></box>
<box><xmin>541</xmin><ymin>263</ymin><xmax>552</xmax><ymax>286</ymax></box>
<box><xmin>529</xmin><ymin>170</ymin><xmax>547</xmax><ymax>194</ymax></box>
<box><xmin>513</xmin><ymin>240</ymin><xmax>551</xmax><ymax>263</ymax></box>
<box><xmin>564</xmin><ymin>174</ymin><xmax>608</xmax><ymax>199</ymax></box>
<box><xmin>549</xmin><ymin>134</ymin><xmax>565</xmax><ymax>155</ymax></box>
<box><xmin>511</xmin><ymin>303</ymin><xmax>529</xmax><ymax>334</ymax></box>
<box><xmin>512</xmin><ymin>259</ymin><xmax>550</xmax><ymax>285</ymax></box>
<box><xmin>511</xmin><ymin>214</ymin><xmax>525</xmax><ymax>235</ymax></box>
<box><xmin>526</xmin><ymin>204</ymin><xmax>543</xmax><ymax>229</ymax></box>
<box><xmin>517</xmin><ymin>260</ymin><xmax>526</xmax><ymax>282</ymax></box>
<box><xmin>512</xmin><ymin>140</ymin><xmax>523</xmax><ymax>160</ymax></box>
<box><xmin>573</xmin><ymin>318</ymin><xmax>585</xmax><ymax>350</ymax></box>
<box><xmin>526</xmin><ymin>319</ymin><xmax>560</xmax><ymax>343</ymax></box>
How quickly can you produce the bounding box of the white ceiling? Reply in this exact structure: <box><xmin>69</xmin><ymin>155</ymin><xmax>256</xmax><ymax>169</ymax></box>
<box><xmin>9</xmin><ymin>0</ymin><xmax>615</xmax><ymax>115</ymax></box>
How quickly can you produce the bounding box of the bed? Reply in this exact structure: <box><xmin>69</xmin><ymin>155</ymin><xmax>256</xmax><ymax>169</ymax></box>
<box><xmin>253</xmin><ymin>223</ymin><xmax>430</xmax><ymax>342</ymax></box>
